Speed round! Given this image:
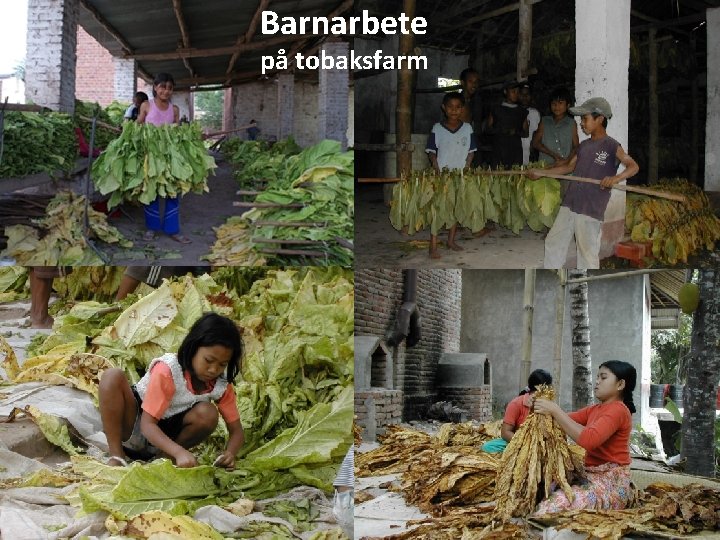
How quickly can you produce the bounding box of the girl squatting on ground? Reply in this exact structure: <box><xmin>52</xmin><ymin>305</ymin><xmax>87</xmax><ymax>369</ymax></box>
<box><xmin>99</xmin><ymin>312</ymin><xmax>244</xmax><ymax>468</ymax></box>
<box><xmin>533</xmin><ymin>360</ymin><xmax>637</xmax><ymax>512</ymax></box>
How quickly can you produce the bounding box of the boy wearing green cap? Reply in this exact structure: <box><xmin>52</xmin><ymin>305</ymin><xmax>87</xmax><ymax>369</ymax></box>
<box><xmin>528</xmin><ymin>97</ymin><xmax>639</xmax><ymax>268</ymax></box>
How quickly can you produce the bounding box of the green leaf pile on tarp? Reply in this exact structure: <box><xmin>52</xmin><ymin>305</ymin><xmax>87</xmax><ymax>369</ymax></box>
<box><xmin>232</xmin><ymin>268</ymin><xmax>353</xmax><ymax>456</ymax></box>
<box><xmin>74</xmin><ymin>100</ymin><xmax>123</xmax><ymax>149</ymax></box>
<box><xmin>390</xmin><ymin>166</ymin><xmax>561</xmax><ymax>235</ymax></box>
<box><xmin>1</xmin><ymin>191</ymin><xmax>132</xmax><ymax>264</ymax></box>
<box><xmin>0</xmin><ymin>111</ymin><xmax>76</xmax><ymax>178</ymax></box>
<box><xmin>73</xmin><ymin>458</ymin><xmax>228</xmax><ymax>520</ymax></box>
<box><xmin>91</xmin><ymin>121</ymin><xmax>216</xmax><ymax>208</ymax></box>
<box><xmin>23</xmin><ymin>274</ymin><xmax>237</xmax><ymax>384</ymax></box>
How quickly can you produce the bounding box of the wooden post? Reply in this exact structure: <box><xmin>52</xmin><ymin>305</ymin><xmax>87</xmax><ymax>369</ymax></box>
<box><xmin>396</xmin><ymin>0</ymin><xmax>416</xmax><ymax>178</ymax></box>
<box><xmin>689</xmin><ymin>34</ymin><xmax>699</xmax><ymax>184</ymax></box>
<box><xmin>648</xmin><ymin>28</ymin><xmax>659</xmax><ymax>183</ymax></box>
<box><xmin>520</xmin><ymin>268</ymin><xmax>536</xmax><ymax>389</ymax></box>
<box><xmin>553</xmin><ymin>269</ymin><xmax>566</xmax><ymax>400</ymax></box>
<box><xmin>517</xmin><ymin>0</ymin><xmax>533</xmax><ymax>81</ymax></box>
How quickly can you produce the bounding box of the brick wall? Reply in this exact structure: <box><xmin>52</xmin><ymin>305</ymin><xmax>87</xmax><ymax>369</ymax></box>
<box><xmin>75</xmin><ymin>26</ymin><xmax>115</xmax><ymax>106</ymax></box>
<box><xmin>318</xmin><ymin>42</ymin><xmax>349</xmax><ymax>147</ymax></box>
<box><xmin>355</xmin><ymin>389</ymin><xmax>403</xmax><ymax>441</ymax></box>
<box><xmin>228</xmin><ymin>77</ymin><xmax>354</xmax><ymax>148</ymax></box>
<box><xmin>440</xmin><ymin>387</ymin><xmax>493</xmax><ymax>422</ymax></box>
<box><xmin>354</xmin><ymin>269</ymin><xmax>463</xmax><ymax>420</ymax></box>
<box><xmin>26</xmin><ymin>0</ymin><xmax>79</xmax><ymax>112</ymax></box>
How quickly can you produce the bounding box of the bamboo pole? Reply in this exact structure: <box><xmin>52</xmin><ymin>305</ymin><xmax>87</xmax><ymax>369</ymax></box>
<box><xmin>552</xmin><ymin>269</ymin><xmax>566</xmax><ymax>399</ymax></box>
<box><xmin>648</xmin><ymin>28</ymin><xmax>659</xmax><ymax>183</ymax></box>
<box><xmin>519</xmin><ymin>268</ymin><xmax>536</xmax><ymax>389</ymax></box>
<box><xmin>517</xmin><ymin>0</ymin><xmax>533</xmax><ymax>81</ymax></box>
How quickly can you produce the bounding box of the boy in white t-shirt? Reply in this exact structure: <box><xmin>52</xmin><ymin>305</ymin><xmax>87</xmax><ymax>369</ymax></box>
<box><xmin>425</xmin><ymin>92</ymin><xmax>477</xmax><ymax>259</ymax></box>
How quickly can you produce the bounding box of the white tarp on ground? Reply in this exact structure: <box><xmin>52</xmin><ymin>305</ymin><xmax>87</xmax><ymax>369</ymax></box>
<box><xmin>0</xmin><ymin>382</ymin><xmax>108</xmax><ymax>450</ymax></box>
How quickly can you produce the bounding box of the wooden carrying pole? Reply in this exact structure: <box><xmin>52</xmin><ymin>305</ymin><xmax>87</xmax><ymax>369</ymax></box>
<box><xmin>357</xmin><ymin>171</ymin><xmax>686</xmax><ymax>202</ymax></box>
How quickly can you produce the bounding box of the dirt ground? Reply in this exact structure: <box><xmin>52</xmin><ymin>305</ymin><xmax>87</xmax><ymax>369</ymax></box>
<box><xmin>2</xmin><ymin>151</ymin><xmax>244</xmax><ymax>265</ymax></box>
<box><xmin>355</xmin><ymin>184</ymin><xmax>546</xmax><ymax>269</ymax></box>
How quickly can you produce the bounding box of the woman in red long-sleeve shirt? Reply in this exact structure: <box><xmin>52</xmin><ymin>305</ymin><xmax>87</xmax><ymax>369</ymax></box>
<box><xmin>532</xmin><ymin>360</ymin><xmax>636</xmax><ymax>513</ymax></box>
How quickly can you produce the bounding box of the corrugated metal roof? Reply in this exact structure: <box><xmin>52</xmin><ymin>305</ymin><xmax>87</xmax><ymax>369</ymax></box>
<box><xmin>78</xmin><ymin>0</ymin><xmax>351</xmax><ymax>90</ymax></box>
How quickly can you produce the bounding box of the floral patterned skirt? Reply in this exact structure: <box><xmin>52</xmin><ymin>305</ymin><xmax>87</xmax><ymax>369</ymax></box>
<box><xmin>534</xmin><ymin>462</ymin><xmax>632</xmax><ymax>515</ymax></box>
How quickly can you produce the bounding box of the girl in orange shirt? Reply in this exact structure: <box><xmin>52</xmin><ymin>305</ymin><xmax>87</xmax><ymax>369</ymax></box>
<box><xmin>533</xmin><ymin>360</ymin><xmax>636</xmax><ymax>513</ymax></box>
<box><xmin>98</xmin><ymin>312</ymin><xmax>244</xmax><ymax>469</ymax></box>
<box><xmin>481</xmin><ymin>369</ymin><xmax>552</xmax><ymax>453</ymax></box>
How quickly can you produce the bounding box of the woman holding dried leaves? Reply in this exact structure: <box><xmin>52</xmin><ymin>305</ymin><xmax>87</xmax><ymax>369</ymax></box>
<box><xmin>532</xmin><ymin>361</ymin><xmax>636</xmax><ymax>512</ymax></box>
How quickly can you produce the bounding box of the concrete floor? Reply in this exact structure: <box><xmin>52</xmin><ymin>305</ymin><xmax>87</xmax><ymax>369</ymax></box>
<box><xmin>355</xmin><ymin>183</ymin><xmax>546</xmax><ymax>269</ymax></box>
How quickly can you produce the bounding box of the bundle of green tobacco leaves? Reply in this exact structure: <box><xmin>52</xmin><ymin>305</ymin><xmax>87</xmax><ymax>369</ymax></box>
<box><xmin>91</xmin><ymin>122</ymin><xmax>216</xmax><ymax>208</ymax></box>
<box><xmin>1</xmin><ymin>191</ymin><xmax>132</xmax><ymax>265</ymax></box>
<box><xmin>390</xmin><ymin>166</ymin><xmax>561</xmax><ymax>235</ymax></box>
<box><xmin>0</xmin><ymin>111</ymin><xmax>76</xmax><ymax>178</ymax></box>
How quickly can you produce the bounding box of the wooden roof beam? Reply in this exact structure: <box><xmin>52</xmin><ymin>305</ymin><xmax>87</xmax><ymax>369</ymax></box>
<box><xmin>433</xmin><ymin>0</ymin><xmax>543</xmax><ymax>34</ymax></box>
<box><xmin>631</xmin><ymin>12</ymin><xmax>705</xmax><ymax>33</ymax></box>
<box><xmin>127</xmin><ymin>34</ymin><xmax>314</xmax><ymax>61</ymax></box>
<box><xmin>79</xmin><ymin>0</ymin><xmax>134</xmax><ymax>54</ymax></box>
<box><xmin>171</xmin><ymin>0</ymin><xmax>195</xmax><ymax>78</ymax></box>
<box><xmin>225</xmin><ymin>0</ymin><xmax>273</xmax><ymax>83</ymax></box>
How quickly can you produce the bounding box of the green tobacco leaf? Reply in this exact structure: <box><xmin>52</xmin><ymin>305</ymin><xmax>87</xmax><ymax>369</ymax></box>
<box><xmin>111</xmin><ymin>459</ymin><xmax>221</xmax><ymax>502</ymax></box>
<box><xmin>245</xmin><ymin>386</ymin><xmax>353</xmax><ymax>469</ymax></box>
<box><xmin>110</xmin><ymin>282</ymin><xmax>178</xmax><ymax>347</ymax></box>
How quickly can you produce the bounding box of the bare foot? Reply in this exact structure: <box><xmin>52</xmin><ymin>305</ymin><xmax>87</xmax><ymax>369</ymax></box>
<box><xmin>448</xmin><ymin>242</ymin><xmax>464</xmax><ymax>251</ymax></box>
<box><xmin>169</xmin><ymin>234</ymin><xmax>192</xmax><ymax>244</ymax></box>
<box><xmin>473</xmin><ymin>227</ymin><xmax>492</xmax><ymax>238</ymax></box>
<box><xmin>30</xmin><ymin>316</ymin><xmax>54</xmax><ymax>329</ymax></box>
<box><xmin>429</xmin><ymin>249</ymin><xmax>441</xmax><ymax>259</ymax></box>
<box><xmin>107</xmin><ymin>455</ymin><xmax>129</xmax><ymax>467</ymax></box>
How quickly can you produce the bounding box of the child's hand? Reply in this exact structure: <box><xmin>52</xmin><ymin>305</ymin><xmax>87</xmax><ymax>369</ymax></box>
<box><xmin>213</xmin><ymin>450</ymin><xmax>236</xmax><ymax>470</ymax></box>
<box><xmin>526</xmin><ymin>168</ymin><xmax>542</xmax><ymax>180</ymax></box>
<box><xmin>600</xmin><ymin>175</ymin><xmax>620</xmax><ymax>189</ymax></box>
<box><xmin>173</xmin><ymin>448</ymin><xmax>198</xmax><ymax>468</ymax></box>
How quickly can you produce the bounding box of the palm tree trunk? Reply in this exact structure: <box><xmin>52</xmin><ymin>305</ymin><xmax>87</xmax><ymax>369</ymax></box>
<box><xmin>682</xmin><ymin>267</ymin><xmax>720</xmax><ymax>477</ymax></box>
<box><xmin>569</xmin><ymin>270</ymin><xmax>593</xmax><ymax>409</ymax></box>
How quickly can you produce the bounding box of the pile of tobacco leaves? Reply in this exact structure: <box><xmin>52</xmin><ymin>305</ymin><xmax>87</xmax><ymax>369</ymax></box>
<box><xmin>0</xmin><ymin>111</ymin><xmax>76</xmax><ymax>178</ymax></box>
<box><xmin>1</xmin><ymin>191</ymin><xmax>132</xmax><ymax>264</ymax></box>
<box><xmin>357</xmin><ymin>418</ymin><xmax>720</xmax><ymax>539</ymax></box>
<box><xmin>207</xmin><ymin>139</ymin><xmax>353</xmax><ymax>266</ymax></box>
<box><xmin>0</xmin><ymin>267</ymin><xmax>353</xmax><ymax>538</ymax></box>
